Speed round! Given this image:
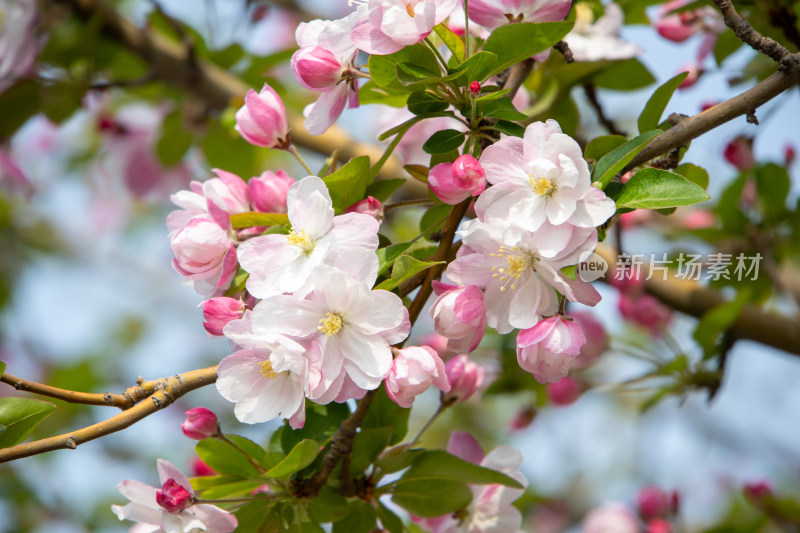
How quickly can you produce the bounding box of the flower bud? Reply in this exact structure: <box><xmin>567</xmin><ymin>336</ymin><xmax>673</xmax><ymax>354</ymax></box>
<box><xmin>181</xmin><ymin>407</ymin><xmax>220</xmax><ymax>440</ymax></box>
<box><xmin>469</xmin><ymin>81</ymin><xmax>481</xmax><ymax>95</ymax></box>
<box><xmin>235</xmin><ymin>84</ymin><xmax>290</xmax><ymax>149</ymax></box>
<box><xmin>516</xmin><ymin>317</ymin><xmax>585</xmax><ymax>384</ymax></box>
<box><xmin>191</xmin><ymin>457</ymin><xmax>217</xmax><ymax>477</ymax></box>
<box><xmin>201</xmin><ymin>297</ymin><xmax>246</xmax><ymax>336</ymax></box>
<box><xmin>345</xmin><ymin>196</ymin><xmax>384</xmax><ymax>221</ymax></box>
<box><xmin>744</xmin><ymin>481</ymin><xmax>772</xmax><ymax>502</ymax></box>
<box><xmin>385</xmin><ymin>346</ymin><xmax>450</xmax><ymax>408</ymax></box>
<box><xmin>618</xmin><ymin>293</ymin><xmax>672</xmax><ymax>335</ymax></box>
<box><xmin>443</xmin><ymin>354</ymin><xmax>485</xmax><ymax>404</ymax></box>
<box><xmin>723</xmin><ymin>136</ymin><xmax>755</xmax><ymax>172</ymax></box>
<box><xmin>646</xmin><ymin>518</ymin><xmax>672</xmax><ymax>533</ymax></box>
<box><xmin>249</xmin><ymin>170</ymin><xmax>294</xmax><ymax>213</ymax></box>
<box><xmin>677</xmin><ymin>64</ymin><xmax>702</xmax><ymax>90</ymax></box>
<box><xmin>156</xmin><ymin>479</ymin><xmax>194</xmax><ymax>513</ymax></box>
<box><xmin>654</xmin><ymin>1</ymin><xmax>699</xmax><ymax>43</ymax></box>
<box><xmin>785</xmin><ymin>143</ymin><xmax>796</xmax><ymax>166</ymax></box>
<box><xmin>291</xmin><ymin>46</ymin><xmax>345</xmax><ymax>91</ymax></box>
<box><xmin>430</xmin><ymin>282</ymin><xmax>486</xmax><ymax>353</ymax></box>
<box><xmin>428</xmin><ymin>156</ymin><xmax>486</xmax><ymax>205</ymax></box>
<box><xmin>546</xmin><ymin>377</ymin><xmax>582</xmax><ymax>406</ymax></box>
<box><xmin>509</xmin><ymin>405</ymin><xmax>537</xmax><ymax>431</ymax></box>
<box><xmin>638</xmin><ymin>485</ymin><xmax>674</xmax><ymax>519</ymax></box>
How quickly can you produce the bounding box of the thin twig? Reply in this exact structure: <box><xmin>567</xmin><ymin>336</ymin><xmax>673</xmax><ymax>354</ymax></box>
<box><xmin>583</xmin><ymin>82</ymin><xmax>626</xmax><ymax>136</ymax></box>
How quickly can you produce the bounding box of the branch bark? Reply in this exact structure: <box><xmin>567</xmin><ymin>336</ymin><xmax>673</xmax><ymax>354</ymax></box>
<box><xmin>0</xmin><ymin>366</ymin><xmax>218</xmax><ymax>463</ymax></box>
<box><xmin>52</xmin><ymin>0</ymin><xmax>405</xmax><ymax>180</ymax></box>
<box><xmin>0</xmin><ymin>373</ymin><xmax>155</xmax><ymax>410</ymax></box>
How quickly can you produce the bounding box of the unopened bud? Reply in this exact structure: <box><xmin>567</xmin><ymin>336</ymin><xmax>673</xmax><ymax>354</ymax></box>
<box><xmin>156</xmin><ymin>479</ymin><xmax>194</xmax><ymax>513</ymax></box>
<box><xmin>546</xmin><ymin>377</ymin><xmax>582</xmax><ymax>406</ymax></box>
<box><xmin>201</xmin><ymin>297</ymin><xmax>246</xmax><ymax>336</ymax></box>
<box><xmin>345</xmin><ymin>196</ymin><xmax>384</xmax><ymax>221</ymax></box>
<box><xmin>181</xmin><ymin>407</ymin><xmax>220</xmax><ymax>440</ymax></box>
<box><xmin>469</xmin><ymin>81</ymin><xmax>481</xmax><ymax>95</ymax></box>
<box><xmin>443</xmin><ymin>354</ymin><xmax>484</xmax><ymax>404</ymax></box>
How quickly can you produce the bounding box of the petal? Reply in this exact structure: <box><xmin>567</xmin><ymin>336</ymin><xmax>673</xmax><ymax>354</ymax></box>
<box><xmin>287</xmin><ymin>176</ymin><xmax>334</xmax><ymax>235</ymax></box>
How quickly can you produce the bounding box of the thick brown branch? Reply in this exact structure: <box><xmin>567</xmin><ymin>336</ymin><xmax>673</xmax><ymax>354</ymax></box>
<box><xmin>52</xmin><ymin>0</ymin><xmax>404</xmax><ymax>180</ymax></box>
<box><xmin>713</xmin><ymin>0</ymin><xmax>798</xmax><ymax>67</ymax></box>
<box><xmin>595</xmin><ymin>247</ymin><xmax>800</xmax><ymax>355</ymax></box>
<box><xmin>0</xmin><ymin>366</ymin><xmax>218</xmax><ymax>463</ymax></box>
<box><xmin>0</xmin><ymin>373</ymin><xmax>153</xmax><ymax>410</ymax></box>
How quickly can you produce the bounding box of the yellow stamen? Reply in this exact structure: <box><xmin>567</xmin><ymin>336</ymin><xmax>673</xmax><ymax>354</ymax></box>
<box><xmin>260</xmin><ymin>360</ymin><xmax>278</xmax><ymax>379</ymax></box>
<box><xmin>492</xmin><ymin>246</ymin><xmax>537</xmax><ymax>291</ymax></box>
<box><xmin>318</xmin><ymin>312</ymin><xmax>343</xmax><ymax>337</ymax></box>
<box><xmin>287</xmin><ymin>228</ymin><xmax>314</xmax><ymax>253</ymax></box>
<box><xmin>574</xmin><ymin>3</ymin><xmax>595</xmax><ymax>33</ymax></box>
<box><xmin>529</xmin><ymin>176</ymin><xmax>555</xmax><ymax>197</ymax></box>
<box><xmin>406</xmin><ymin>3</ymin><xmax>416</xmax><ymax>17</ymax></box>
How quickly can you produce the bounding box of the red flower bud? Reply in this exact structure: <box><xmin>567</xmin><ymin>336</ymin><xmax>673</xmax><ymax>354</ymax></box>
<box><xmin>181</xmin><ymin>407</ymin><xmax>219</xmax><ymax>440</ymax></box>
<box><xmin>469</xmin><ymin>81</ymin><xmax>481</xmax><ymax>95</ymax></box>
<box><xmin>156</xmin><ymin>479</ymin><xmax>193</xmax><ymax>513</ymax></box>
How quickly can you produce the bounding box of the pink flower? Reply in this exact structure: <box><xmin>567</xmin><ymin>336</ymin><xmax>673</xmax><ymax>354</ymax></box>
<box><xmin>202</xmin><ymin>298</ymin><xmax>246</xmax><ymax>336</ymax></box>
<box><xmin>638</xmin><ymin>485</ymin><xmax>678</xmax><ymax>519</ymax></box>
<box><xmin>468</xmin><ymin>0</ymin><xmax>571</xmax><ymax>30</ymax></box>
<box><xmin>582</xmin><ymin>503</ymin><xmax>639</xmax><ymax>533</ymax></box>
<box><xmin>428</xmin><ymin>156</ymin><xmax>487</xmax><ymax>205</ymax></box>
<box><xmin>785</xmin><ymin>143</ymin><xmax>796</xmax><ymax>166</ymax></box>
<box><xmin>191</xmin><ymin>457</ymin><xmax>216</xmax><ymax>477</ymax></box>
<box><xmin>168</xmin><ymin>217</ymin><xmax>237</xmax><ymax>295</ymax></box>
<box><xmin>345</xmin><ymin>196</ymin><xmax>384</xmax><ymax>220</ymax></box>
<box><xmin>0</xmin><ymin>0</ymin><xmax>37</xmax><ymax>93</ymax></box>
<box><xmin>682</xmin><ymin>209</ymin><xmax>715</xmax><ymax>230</ymax></box>
<box><xmin>744</xmin><ymin>481</ymin><xmax>772</xmax><ymax>502</ymax></box>
<box><xmin>564</xmin><ymin>3</ymin><xmax>642</xmax><ymax>61</ymax></box>
<box><xmin>112</xmin><ymin>459</ymin><xmax>237</xmax><ymax>533</ymax></box>
<box><xmin>570</xmin><ymin>311</ymin><xmax>608</xmax><ymax>368</ymax></box>
<box><xmin>181</xmin><ymin>407</ymin><xmax>220</xmax><ymax>440</ymax></box>
<box><xmin>430</xmin><ymin>282</ymin><xmax>486</xmax><ymax>353</ymax></box>
<box><xmin>249</xmin><ymin>170</ymin><xmax>294</xmax><ymax>213</ymax></box>
<box><xmin>546</xmin><ymin>377</ymin><xmax>582</xmax><ymax>405</ymax></box>
<box><xmin>385</xmin><ymin>346</ymin><xmax>450</xmax><ymax>408</ymax></box>
<box><xmin>618</xmin><ymin>293</ymin><xmax>672</xmax><ymax>335</ymax></box>
<box><xmin>204</xmin><ymin>169</ymin><xmax>252</xmax><ymax>217</ymax></box>
<box><xmin>724</xmin><ymin>136</ymin><xmax>755</xmax><ymax>171</ymax></box>
<box><xmin>351</xmin><ymin>0</ymin><xmax>459</xmax><ymax>55</ymax></box>
<box><xmin>516</xmin><ymin>316</ymin><xmax>586</xmax><ymax>383</ymax></box>
<box><xmin>292</xmin><ymin>46</ymin><xmax>345</xmax><ymax>91</ymax></box>
<box><xmin>647</xmin><ymin>518</ymin><xmax>673</xmax><ymax>533</ymax></box>
<box><xmin>156</xmin><ymin>479</ymin><xmax>194</xmax><ymax>512</ymax></box>
<box><xmin>235</xmin><ymin>84</ymin><xmax>290</xmax><ymax>149</ymax></box>
<box><xmin>443</xmin><ymin>354</ymin><xmax>485</xmax><ymax>404</ymax></box>
<box><xmin>654</xmin><ymin>0</ymin><xmax>701</xmax><ymax>42</ymax></box>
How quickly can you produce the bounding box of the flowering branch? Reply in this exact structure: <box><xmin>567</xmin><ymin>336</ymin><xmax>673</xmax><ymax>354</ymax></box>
<box><xmin>0</xmin><ymin>366</ymin><xmax>218</xmax><ymax>463</ymax></box>
<box><xmin>0</xmin><ymin>372</ymin><xmax>154</xmax><ymax>410</ymax></box>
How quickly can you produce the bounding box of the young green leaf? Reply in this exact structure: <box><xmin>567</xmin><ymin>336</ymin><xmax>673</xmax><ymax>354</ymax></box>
<box><xmin>482</xmin><ymin>21</ymin><xmax>574</xmax><ymax>80</ymax></box>
<box><xmin>401</xmin><ymin>450</ymin><xmax>525</xmax><ymax>488</ymax></box>
<box><xmin>377</xmin><ymin>243</ymin><xmax>414</xmax><ymax>276</ymax></box>
<box><xmin>481</xmin><ymin>97</ymin><xmax>528</xmax><ymax>121</ymax></box>
<box><xmin>0</xmin><ymin>397</ymin><xmax>57</xmax><ymax>448</ymax></box>
<box><xmin>229</xmin><ymin>212</ymin><xmax>290</xmax><ymax>229</ymax></box>
<box><xmin>407</xmin><ymin>91</ymin><xmax>449</xmax><ymax>115</ymax></box>
<box><xmin>323</xmin><ymin>156</ymin><xmax>372</xmax><ymax>212</ymax></box>
<box><xmin>0</xmin><ymin>361</ymin><xmax>5</xmax><ymax>377</ymax></box>
<box><xmin>365</xmin><ymin>178</ymin><xmax>406</xmax><ymax>202</ymax></box>
<box><xmin>594</xmin><ymin>58</ymin><xmax>655</xmax><ymax>91</ymax></box>
<box><xmin>593</xmin><ymin>129</ymin><xmax>662</xmax><ymax>187</ymax></box>
<box><xmin>637</xmin><ymin>71</ymin><xmax>689</xmax><ymax>133</ymax></box>
<box><xmin>615</xmin><ymin>168</ymin><xmax>711</xmax><ymax>210</ymax></box>
<box><xmin>674</xmin><ymin>163</ymin><xmax>710</xmax><ymax>190</ymax></box>
<box><xmin>422</xmin><ymin>129</ymin><xmax>466</xmax><ymax>154</ymax></box>
<box><xmin>375</xmin><ymin>255</ymin><xmax>444</xmax><ymax>291</ymax></box>
<box><xmin>491</xmin><ymin>119</ymin><xmax>526</xmax><ymax>137</ymax></box>
<box><xmin>265</xmin><ymin>439</ymin><xmax>319</xmax><ymax>478</ymax></box>
<box><xmin>307</xmin><ymin>486</ymin><xmax>349</xmax><ymax>524</ymax></box>
<box><xmin>584</xmin><ymin>135</ymin><xmax>627</xmax><ymax>160</ymax></box>
<box><xmin>362</xmin><ymin>387</ymin><xmax>410</xmax><ymax>445</ymax></box>
<box><xmin>368</xmin><ymin>44</ymin><xmax>440</xmax><ymax>90</ymax></box>
<box><xmin>391</xmin><ymin>479</ymin><xmax>472</xmax><ymax>517</ymax></box>
<box><xmin>451</xmin><ymin>51</ymin><xmax>499</xmax><ymax>83</ymax></box>
<box><xmin>358</xmin><ymin>81</ymin><xmax>409</xmax><ymax>107</ymax></box>
<box><xmin>377</xmin><ymin>502</ymin><xmax>404</xmax><ymax>533</ymax></box>
<box><xmin>195</xmin><ymin>438</ymin><xmax>263</xmax><ymax>478</ymax></box>
<box><xmin>434</xmin><ymin>23</ymin><xmax>465</xmax><ymax>63</ymax></box>
<box><xmin>332</xmin><ymin>500</ymin><xmax>377</xmax><ymax>533</ymax></box>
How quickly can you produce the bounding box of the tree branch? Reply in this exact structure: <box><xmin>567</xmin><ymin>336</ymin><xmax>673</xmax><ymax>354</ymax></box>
<box><xmin>0</xmin><ymin>366</ymin><xmax>218</xmax><ymax>463</ymax></box>
<box><xmin>0</xmin><ymin>373</ymin><xmax>155</xmax><ymax>410</ymax></box>
<box><xmin>52</xmin><ymin>0</ymin><xmax>405</xmax><ymax>180</ymax></box>
<box><xmin>582</xmin><ymin>82</ymin><xmax>626</xmax><ymax>136</ymax></box>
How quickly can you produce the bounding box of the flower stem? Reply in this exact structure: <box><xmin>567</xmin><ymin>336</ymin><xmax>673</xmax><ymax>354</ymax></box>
<box><xmin>424</xmin><ymin>37</ymin><xmax>449</xmax><ymax>74</ymax></box>
<box><xmin>216</xmin><ymin>433</ymin><xmax>266</xmax><ymax>474</ymax></box>
<box><xmin>407</xmin><ymin>403</ymin><xmax>447</xmax><ymax>449</ymax></box>
<box><xmin>287</xmin><ymin>144</ymin><xmax>315</xmax><ymax>176</ymax></box>
<box><xmin>464</xmin><ymin>0</ymin><xmax>471</xmax><ymax>58</ymax></box>
<box><xmin>383</xmin><ymin>198</ymin><xmax>434</xmax><ymax>212</ymax></box>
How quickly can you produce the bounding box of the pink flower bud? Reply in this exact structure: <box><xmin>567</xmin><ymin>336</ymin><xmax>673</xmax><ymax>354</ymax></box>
<box><xmin>428</xmin><ymin>157</ymin><xmax>487</xmax><ymax>205</ymax></box>
<box><xmin>677</xmin><ymin>64</ymin><xmax>702</xmax><ymax>90</ymax></box>
<box><xmin>744</xmin><ymin>481</ymin><xmax>772</xmax><ymax>502</ymax></box>
<box><xmin>569</xmin><ymin>311</ymin><xmax>608</xmax><ymax>368</ymax></box>
<box><xmin>443</xmin><ymin>354</ymin><xmax>485</xmax><ymax>404</ymax></box>
<box><xmin>785</xmin><ymin>143</ymin><xmax>796</xmax><ymax>166</ymax></box>
<box><xmin>235</xmin><ymin>84</ymin><xmax>290</xmax><ymax>149</ymax></box>
<box><xmin>618</xmin><ymin>293</ymin><xmax>672</xmax><ymax>335</ymax></box>
<box><xmin>191</xmin><ymin>457</ymin><xmax>217</xmax><ymax>477</ymax></box>
<box><xmin>201</xmin><ymin>297</ymin><xmax>246</xmax><ymax>336</ymax></box>
<box><xmin>469</xmin><ymin>81</ymin><xmax>481</xmax><ymax>95</ymax></box>
<box><xmin>654</xmin><ymin>1</ymin><xmax>699</xmax><ymax>43</ymax></box>
<box><xmin>291</xmin><ymin>46</ymin><xmax>345</xmax><ymax>91</ymax></box>
<box><xmin>156</xmin><ymin>479</ymin><xmax>194</xmax><ymax>513</ymax></box>
<box><xmin>638</xmin><ymin>485</ymin><xmax>673</xmax><ymax>519</ymax></box>
<box><xmin>723</xmin><ymin>136</ymin><xmax>755</xmax><ymax>171</ymax></box>
<box><xmin>516</xmin><ymin>317</ymin><xmax>585</xmax><ymax>384</ymax></box>
<box><xmin>181</xmin><ymin>407</ymin><xmax>220</xmax><ymax>440</ymax></box>
<box><xmin>249</xmin><ymin>170</ymin><xmax>294</xmax><ymax>213</ymax></box>
<box><xmin>204</xmin><ymin>169</ymin><xmax>252</xmax><ymax>216</ymax></box>
<box><xmin>385</xmin><ymin>346</ymin><xmax>450</xmax><ymax>408</ymax></box>
<box><xmin>546</xmin><ymin>377</ymin><xmax>582</xmax><ymax>406</ymax></box>
<box><xmin>345</xmin><ymin>196</ymin><xmax>384</xmax><ymax>220</ymax></box>
<box><xmin>430</xmin><ymin>282</ymin><xmax>486</xmax><ymax>353</ymax></box>
<box><xmin>646</xmin><ymin>519</ymin><xmax>672</xmax><ymax>533</ymax></box>
<box><xmin>700</xmin><ymin>101</ymin><xmax>717</xmax><ymax>112</ymax></box>
<box><xmin>509</xmin><ymin>405</ymin><xmax>537</xmax><ymax>431</ymax></box>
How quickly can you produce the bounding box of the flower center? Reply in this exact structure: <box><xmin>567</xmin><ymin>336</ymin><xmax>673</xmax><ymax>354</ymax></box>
<box><xmin>489</xmin><ymin>246</ymin><xmax>537</xmax><ymax>292</ymax></box>
<box><xmin>287</xmin><ymin>228</ymin><xmax>314</xmax><ymax>254</ymax></box>
<box><xmin>318</xmin><ymin>312</ymin><xmax>344</xmax><ymax>337</ymax></box>
<box><xmin>260</xmin><ymin>360</ymin><xmax>278</xmax><ymax>380</ymax></box>
<box><xmin>529</xmin><ymin>176</ymin><xmax>555</xmax><ymax>197</ymax></box>
<box><xmin>406</xmin><ymin>2</ymin><xmax>416</xmax><ymax>17</ymax></box>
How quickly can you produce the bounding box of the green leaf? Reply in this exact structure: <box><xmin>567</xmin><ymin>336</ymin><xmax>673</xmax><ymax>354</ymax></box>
<box><xmin>323</xmin><ymin>156</ymin><xmax>372</xmax><ymax>212</ymax></box>
<box><xmin>0</xmin><ymin>398</ymin><xmax>57</xmax><ymax>448</ymax></box>
<box><xmin>368</xmin><ymin>44</ymin><xmax>440</xmax><ymax>90</ymax></box>
<box><xmin>637</xmin><ymin>72</ymin><xmax>689</xmax><ymax>133</ymax></box>
<box><xmin>225</xmin><ymin>268</ymin><xmax>249</xmax><ymax>297</ymax></box>
<box><xmin>434</xmin><ymin>23</ymin><xmax>465</xmax><ymax>63</ymax></box>
<box><xmin>451</xmin><ymin>51</ymin><xmax>498</xmax><ymax>83</ymax></box>
<box><xmin>265</xmin><ymin>439</ymin><xmax>319</xmax><ymax>479</ymax></box>
<box><xmin>402</xmin><ymin>450</ymin><xmax>524</xmax><ymax>488</ymax></box>
<box><xmin>615</xmin><ymin>168</ymin><xmax>710</xmax><ymax>210</ymax></box>
<box><xmin>365</xmin><ymin>178</ymin><xmax>406</xmax><ymax>202</ymax></box>
<box><xmin>157</xmin><ymin>110</ymin><xmax>193</xmax><ymax>166</ymax></box>
<box><xmin>492</xmin><ymin>119</ymin><xmax>526</xmax><ymax>137</ymax></box>
<box><xmin>375</xmin><ymin>448</ymin><xmax>425</xmax><ymax>474</ymax></box>
<box><xmin>195</xmin><ymin>438</ymin><xmax>262</xmax><ymax>478</ymax></box>
<box><xmin>199</xmin><ymin>479</ymin><xmax>266</xmax><ymax>500</ymax></box>
<box><xmin>404</xmin><ymin>164</ymin><xmax>429</xmax><ymax>183</ymax></box>
<box><xmin>0</xmin><ymin>361</ymin><xmax>6</xmax><ymax>377</ymax></box>
<box><xmin>481</xmin><ymin>97</ymin><xmax>527</xmax><ymax>121</ymax></box>
<box><xmin>482</xmin><ymin>21</ymin><xmax>574</xmax><ymax>80</ymax></box>
<box><xmin>377</xmin><ymin>243</ymin><xmax>414</xmax><ymax>276</ymax></box>
<box><xmin>332</xmin><ymin>500</ymin><xmax>377</xmax><ymax>533</ymax></box>
<box><xmin>397</xmin><ymin>62</ymin><xmax>441</xmax><ymax>85</ymax></box>
<box><xmin>375</xmin><ymin>255</ymin><xmax>443</xmax><ymax>291</ymax></box>
<box><xmin>475</xmin><ymin>87</ymin><xmax>512</xmax><ymax>102</ymax></box>
<box><xmin>0</xmin><ymin>80</ymin><xmax>41</xmax><ymax>139</ymax></box>
<box><xmin>202</xmin><ymin>122</ymin><xmax>260</xmax><ymax>178</ymax></box>
<box><xmin>594</xmin><ymin>58</ymin><xmax>655</xmax><ymax>91</ymax></box>
<box><xmin>407</xmin><ymin>91</ymin><xmax>449</xmax><ymax>115</ymax></box>
<box><xmin>713</xmin><ymin>29</ymin><xmax>742</xmax><ymax>66</ymax></box>
<box><xmin>419</xmin><ymin>202</ymin><xmax>451</xmax><ymax>234</ymax></box>
<box><xmin>358</xmin><ymin>81</ymin><xmax>409</xmax><ymax>107</ymax></box>
<box><xmin>377</xmin><ymin>502</ymin><xmax>404</xmax><ymax>533</ymax></box>
<box><xmin>234</xmin><ymin>501</ymin><xmax>282</xmax><ymax>533</ymax></box>
<box><xmin>307</xmin><ymin>485</ymin><xmax>349</xmax><ymax>524</ymax></box>
<box><xmin>363</xmin><ymin>387</ymin><xmax>409</xmax><ymax>445</ymax></box>
<box><xmin>674</xmin><ymin>163</ymin><xmax>709</xmax><ymax>190</ymax></box>
<box><xmin>391</xmin><ymin>479</ymin><xmax>472</xmax><ymax>517</ymax></box>
<box><xmin>280</xmin><ymin>402</ymin><xmax>351</xmax><ymax>453</ymax></box>
<box><xmin>422</xmin><ymin>129</ymin><xmax>466</xmax><ymax>154</ymax></box>
<box><xmin>230</xmin><ymin>212</ymin><xmax>290</xmax><ymax>229</ymax></box>
<box><xmin>350</xmin><ymin>427</ymin><xmax>394</xmax><ymax>474</ymax></box>
<box><xmin>694</xmin><ymin>296</ymin><xmax>747</xmax><ymax>356</ymax></box>
<box><xmin>41</xmin><ymin>82</ymin><xmax>85</xmax><ymax>124</ymax></box>
<box><xmin>754</xmin><ymin>163</ymin><xmax>790</xmax><ymax>220</ymax></box>
<box><xmin>593</xmin><ymin>129</ymin><xmax>662</xmax><ymax>187</ymax></box>
<box><xmin>584</xmin><ymin>135</ymin><xmax>627</xmax><ymax>160</ymax></box>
